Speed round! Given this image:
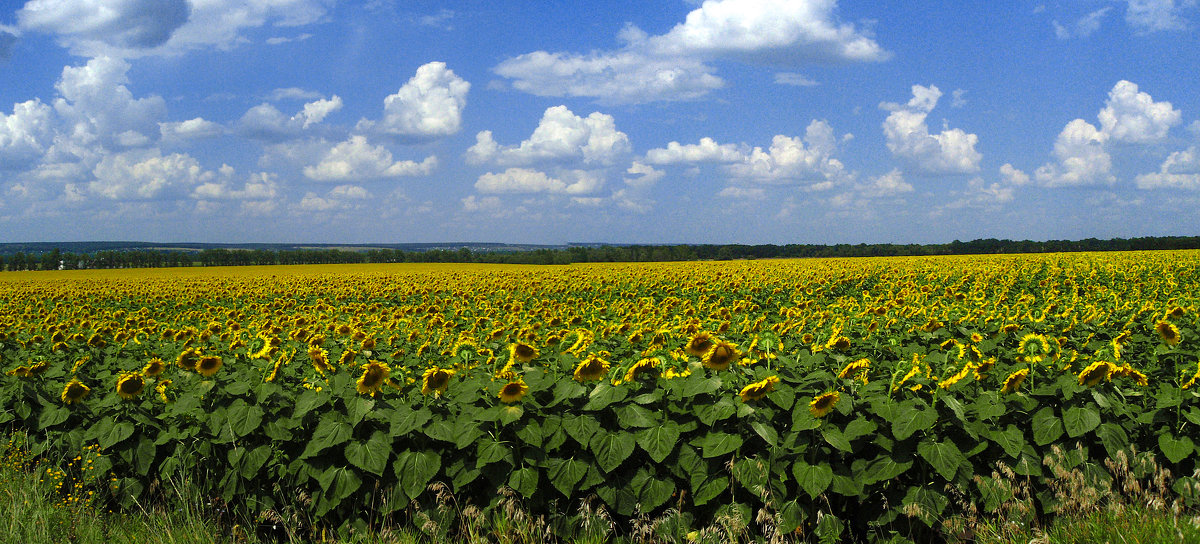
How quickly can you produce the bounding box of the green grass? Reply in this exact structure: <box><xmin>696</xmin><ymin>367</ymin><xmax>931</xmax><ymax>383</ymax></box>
<box><xmin>971</xmin><ymin>503</ymin><xmax>1200</xmax><ymax>544</ymax></box>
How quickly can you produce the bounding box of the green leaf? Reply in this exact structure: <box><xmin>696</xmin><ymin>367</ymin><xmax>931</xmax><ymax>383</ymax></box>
<box><xmin>133</xmin><ymin>436</ymin><xmax>156</xmax><ymax>477</ymax></box>
<box><xmin>99</xmin><ymin>421</ymin><xmax>135</xmax><ymax>450</ymax></box>
<box><xmin>822</xmin><ymin>427</ymin><xmax>852</xmax><ymax>452</ymax></box>
<box><xmin>1032</xmin><ymin>408</ymin><xmax>1064</xmax><ymax>446</ymax></box>
<box><xmin>499</xmin><ymin>406</ymin><xmax>523</xmax><ymax>426</ymax></box>
<box><xmin>778</xmin><ymin>501</ymin><xmax>807</xmax><ymax>534</ymax></box>
<box><xmin>699</xmin><ymin>431</ymin><xmax>743</xmax><ymax>458</ymax></box>
<box><xmin>698</xmin><ymin>397</ymin><xmax>737</xmax><ymax>425</ymax></box>
<box><xmin>1159</xmin><ymin>433</ymin><xmax>1196</xmax><ymax>464</ymax></box>
<box><xmin>692</xmin><ymin>475</ymin><xmax>729</xmax><ymax>506</ymax></box>
<box><xmin>815</xmin><ymin>513</ymin><xmax>845</xmax><ymax>543</ymax></box>
<box><xmin>515</xmin><ymin>420</ymin><xmax>543</xmax><ymax>448</ymax></box>
<box><xmin>424</xmin><ymin>419</ymin><xmax>455</xmax><ymax>443</ymax></box>
<box><xmin>583</xmin><ymin>382</ymin><xmax>628</xmax><ymax>411</ymax></box>
<box><xmin>346</xmin><ymin>397</ymin><xmax>374</xmax><ymax>426</ymax></box>
<box><xmin>301</xmin><ymin>419</ymin><xmax>353</xmax><ymax>458</ymax></box>
<box><xmin>732</xmin><ymin>457</ymin><xmax>768</xmax><ymax>495</ymax></box>
<box><xmin>629</xmin><ymin>467</ymin><xmax>674</xmax><ymax>512</ymax></box>
<box><xmin>792</xmin><ymin>460</ymin><xmax>833</xmax><ymax>499</ymax></box>
<box><xmin>475</xmin><ymin>438</ymin><xmax>510</xmax><ymax>468</ymax></box>
<box><xmin>227</xmin><ymin>401</ymin><xmax>264</xmax><ymax>438</ymax></box>
<box><xmin>591</xmin><ymin>431</ymin><xmax>636</xmax><ymax>473</ymax></box>
<box><xmin>615</xmin><ymin>404</ymin><xmax>656</xmax><ymax>428</ymax></box>
<box><xmin>902</xmin><ymin>486</ymin><xmax>948</xmax><ymax>528</ymax></box>
<box><xmin>545</xmin><ymin>457</ymin><xmax>589</xmax><ymax>497</ymax></box>
<box><xmin>892</xmin><ymin>400</ymin><xmax>937</xmax><ymax>441</ymax></box>
<box><xmin>842</xmin><ymin>418</ymin><xmax>877</xmax><ymax>441</ymax></box>
<box><xmin>292</xmin><ymin>389</ymin><xmax>327</xmax><ymax>420</ymax></box>
<box><xmin>389</xmin><ymin>408</ymin><xmax>431</xmax><ymax>437</ymax></box>
<box><xmin>636</xmin><ymin>424</ymin><xmax>679</xmax><ymax>463</ymax></box>
<box><xmin>861</xmin><ymin>455</ymin><xmax>913</xmax><ymax>485</ymax></box>
<box><xmin>37</xmin><ymin>406</ymin><xmax>70</xmax><ymax>430</ymax></box>
<box><xmin>562</xmin><ymin>414</ymin><xmax>599</xmax><ymax>447</ymax></box>
<box><xmin>918</xmin><ymin>439</ymin><xmax>967</xmax><ymax>482</ymax></box>
<box><xmin>989</xmin><ymin>425</ymin><xmax>1026</xmax><ymax>459</ymax></box>
<box><xmin>239</xmin><ymin>445</ymin><xmax>272</xmax><ymax>480</ymax></box>
<box><xmin>1063</xmin><ymin>406</ymin><xmax>1101</xmax><ymax>438</ymax></box>
<box><xmin>1095</xmin><ymin>423</ymin><xmax>1129</xmax><ymax>459</ymax></box>
<box><xmin>393</xmin><ymin>450</ymin><xmax>441</xmax><ymax>502</ymax></box>
<box><xmin>749</xmin><ymin>420</ymin><xmax>779</xmax><ymax>447</ymax></box>
<box><xmin>508</xmin><ymin>467</ymin><xmax>538</xmax><ymax>498</ymax></box>
<box><xmin>679</xmin><ymin>376</ymin><xmax>722</xmax><ymax>397</ymax></box>
<box><xmin>344</xmin><ymin>430</ymin><xmax>391</xmax><ymax>476</ymax></box>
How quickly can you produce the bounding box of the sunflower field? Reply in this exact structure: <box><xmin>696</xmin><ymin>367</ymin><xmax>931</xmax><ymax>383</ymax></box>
<box><xmin>2</xmin><ymin>253</ymin><xmax>1199</xmax><ymax>541</ymax></box>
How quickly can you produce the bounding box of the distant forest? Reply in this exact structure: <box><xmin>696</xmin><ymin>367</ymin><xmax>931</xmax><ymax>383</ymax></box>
<box><xmin>1</xmin><ymin>236</ymin><xmax>1199</xmax><ymax>271</ymax></box>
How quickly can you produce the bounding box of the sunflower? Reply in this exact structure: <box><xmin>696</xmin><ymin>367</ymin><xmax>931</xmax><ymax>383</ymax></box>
<box><xmin>1156</xmin><ymin>321</ymin><xmax>1182</xmax><ymax>346</ymax></box>
<box><xmin>142</xmin><ymin>358</ymin><xmax>166</xmax><ymax>377</ymax></box>
<box><xmin>1000</xmin><ymin>368</ymin><xmax>1029</xmax><ymax>394</ymax></box>
<box><xmin>702</xmin><ymin>341</ymin><xmax>740</xmax><ymax>370</ymax></box>
<box><xmin>573</xmin><ymin>354</ymin><xmax>610</xmax><ymax>382</ymax></box>
<box><xmin>809</xmin><ymin>391</ymin><xmax>840</xmax><ymax>418</ymax></box>
<box><xmin>116</xmin><ymin>372</ymin><xmax>144</xmax><ymax>400</ymax></box>
<box><xmin>1110</xmin><ymin>364</ymin><xmax>1148</xmax><ymax>386</ymax></box>
<box><xmin>308</xmin><ymin>347</ymin><xmax>333</xmax><ymax>375</ymax></box>
<box><xmin>973</xmin><ymin>357</ymin><xmax>996</xmax><ymax>380</ymax></box>
<box><xmin>338</xmin><ymin>349</ymin><xmax>358</xmax><ymax>367</ymax></box>
<box><xmin>196</xmin><ymin>355</ymin><xmax>223</xmax><ymax>378</ymax></box>
<box><xmin>739</xmin><ymin>376</ymin><xmax>780</xmax><ymax>402</ymax></box>
<box><xmin>685</xmin><ymin>332</ymin><xmax>715</xmax><ymax>357</ymax></box>
<box><xmin>1077</xmin><ymin>361</ymin><xmax>1114</xmax><ymax>387</ymax></box>
<box><xmin>825</xmin><ymin>335</ymin><xmax>852</xmax><ymax>351</ymax></box>
<box><xmin>175</xmin><ymin>348</ymin><xmax>199</xmax><ymax>371</ymax></box>
<box><xmin>509</xmin><ymin>342</ymin><xmax>539</xmax><ymax>363</ymax></box>
<box><xmin>356</xmin><ymin>361</ymin><xmax>391</xmax><ymax>397</ymax></box>
<box><xmin>498</xmin><ymin>380</ymin><xmax>529</xmax><ymax>404</ymax></box>
<box><xmin>421</xmin><ymin>366</ymin><xmax>455</xmax><ymax>395</ymax></box>
<box><xmin>939</xmin><ymin>362</ymin><xmax>973</xmax><ymax>389</ymax></box>
<box><xmin>61</xmin><ymin>379</ymin><xmax>90</xmax><ymax>405</ymax></box>
<box><xmin>156</xmin><ymin>379</ymin><xmax>172</xmax><ymax>403</ymax></box>
<box><xmin>1017</xmin><ymin>333</ymin><xmax>1050</xmax><ymax>363</ymax></box>
<box><xmin>623</xmin><ymin>357</ymin><xmax>659</xmax><ymax>383</ymax></box>
<box><xmin>837</xmin><ymin>358</ymin><xmax>871</xmax><ymax>380</ymax></box>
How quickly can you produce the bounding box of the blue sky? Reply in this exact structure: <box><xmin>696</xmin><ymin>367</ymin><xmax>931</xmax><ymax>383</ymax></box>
<box><xmin>1</xmin><ymin>0</ymin><xmax>1198</xmax><ymax>245</ymax></box>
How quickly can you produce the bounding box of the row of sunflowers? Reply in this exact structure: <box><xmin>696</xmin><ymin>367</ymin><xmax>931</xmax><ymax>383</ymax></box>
<box><xmin>1</xmin><ymin>253</ymin><xmax>1199</xmax><ymax>541</ymax></box>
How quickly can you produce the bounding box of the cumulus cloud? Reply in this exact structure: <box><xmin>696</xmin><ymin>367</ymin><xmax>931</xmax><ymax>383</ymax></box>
<box><xmin>623</xmin><ymin>161</ymin><xmax>666</xmax><ymax>188</ymax></box>
<box><xmin>644</xmin><ymin>137</ymin><xmax>746</xmax><ymax>164</ymax></box>
<box><xmin>861</xmin><ymin>168</ymin><xmax>913</xmax><ymax>197</ymax></box>
<box><xmin>1097</xmin><ymin>80</ymin><xmax>1181</xmax><ymax>143</ymax></box>
<box><xmin>461</xmin><ymin>194</ymin><xmax>502</xmax><ymax>212</ymax></box>
<box><xmin>1124</xmin><ymin>0</ymin><xmax>1195</xmax><ymax>32</ymax></box>
<box><xmin>999</xmin><ymin>163</ymin><xmax>1031</xmax><ymax>186</ymax></box>
<box><xmin>474</xmin><ymin>168</ymin><xmax>604</xmax><ymax>195</ymax></box>
<box><xmin>1135</xmin><ymin>146</ymin><xmax>1200</xmax><ymax>189</ymax></box>
<box><xmin>494</xmin><ymin>0</ymin><xmax>887</xmax><ymax>104</ymax></box>
<box><xmin>236</xmin><ymin>95</ymin><xmax>342</xmax><ymax>140</ymax></box>
<box><xmin>466</xmin><ymin>106</ymin><xmax>630</xmax><ymax>166</ymax></box>
<box><xmin>160</xmin><ymin>117</ymin><xmax>224</xmax><ymax>143</ymax></box>
<box><xmin>880</xmin><ymin>84</ymin><xmax>981</xmax><ymax>174</ymax></box>
<box><xmin>1034</xmin><ymin>119</ymin><xmax>1114</xmax><ymax>186</ymax></box>
<box><xmin>192</xmin><ymin>170</ymin><xmax>278</xmax><ymax>201</ymax></box>
<box><xmin>17</xmin><ymin>0</ymin><xmax>190</xmax><ymax>54</ymax></box>
<box><xmin>89</xmin><ymin>149</ymin><xmax>213</xmax><ymax>200</ymax></box>
<box><xmin>303</xmin><ymin>135</ymin><xmax>437</xmax><ymax>181</ymax></box>
<box><xmin>0</xmin><ymin>99</ymin><xmax>55</xmax><ymax>167</ymax></box>
<box><xmin>725</xmin><ymin>120</ymin><xmax>848</xmax><ymax>186</ymax></box>
<box><xmin>52</xmin><ymin>56</ymin><xmax>167</xmax><ymax>150</ymax></box>
<box><xmin>941</xmin><ymin>177</ymin><xmax>1016</xmax><ymax>210</ymax></box>
<box><xmin>358</xmin><ymin>62</ymin><xmax>469</xmax><ymax>139</ymax></box>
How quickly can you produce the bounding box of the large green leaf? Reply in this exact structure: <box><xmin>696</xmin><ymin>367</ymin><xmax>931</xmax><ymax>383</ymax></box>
<box><xmin>1063</xmin><ymin>406</ymin><xmax>1101</xmax><ymax>438</ymax></box>
<box><xmin>988</xmin><ymin>424</ymin><xmax>1026</xmax><ymax>459</ymax></box>
<box><xmin>389</xmin><ymin>408</ymin><xmax>431</xmax><ymax>437</ymax></box>
<box><xmin>792</xmin><ymin>460</ymin><xmax>833</xmax><ymax>499</ymax></box>
<box><xmin>562</xmin><ymin>414</ymin><xmax>599</xmax><ymax>447</ymax></box>
<box><xmin>508</xmin><ymin>467</ymin><xmax>538</xmax><ymax>498</ymax></box>
<box><xmin>1159</xmin><ymin>433</ymin><xmax>1196</xmax><ymax>464</ymax></box>
<box><xmin>226</xmin><ymin>400</ymin><xmax>264</xmax><ymax>438</ymax></box>
<box><xmin>582</xmin><ymin>382</ymin><xmax>628</xmax><ymax>411</ymax></box>
<box><xmin>99</xmin><ymin>421</ymin><xmax>135</xmax><ymax>450</ymax></box>
<box><xmin>892</xmin><ymin>400</ymin><xmax>937</xmax><ymax>441</ymax></box>
<box><xmin>901</xmin><ymin>486</ymin><xmax>948</xmax><ymax>528</ymax></box>
<box><xmin>475</xmin><ymin>437</ymin><xmax>511</xmax><ymax>468</ymax></box>
<box><xmin>860</xmin><ymin>455</ymin><xmax>913</xmax><ymax>485</ymax></box>
<box><xmin>615</xmin><ymin>404</ymin><xmax>656</xmax><ymax>428</ymax></box>
<box><xmin>918</xmin><ymin>439</ymin><xmax>966</xmax><ymax>482</ymax></box>
<box><xmin>591</xmin><ymin>430</ymin><xmax>636</xmax><ymax>473</ymax></box>
<box><xmin>393</xmin><ymin>450</ymin><xmax>441</xmax><ymax>502</ymax></box>
<box><xmin>691</xmin><ymin>475</ymin><xmax>730</xmax><ymax>506</ymax></box>
<box><xmin>37</xmin><ymin>405</ymin><xmax>69</xmax><ymax>430</ymax></box>
<box><xmin>698</xmin><ymin>431</ymin><xmax>743</xmax><ymax>458</ymax></box>
<box><xmin>749</xmin><ymin>420</ymin><xmax>779</xmax><ymax>447</ymax></box>
<box><xmin>545</xmin><ymin>456</ymin><xmax>589</xmax><ymax>497</ymax></box>
<box><xmin>1095</xmin><ymin>423</ymin><xmax>1129</xmax><ymax>459</ymax></box>
<box><xmin>698</xmin><ymin>397</ymin><xmax>737</xmax><ymax>425</ymax></box>
<box><xmin>822</xmin><ymin>427</ymin><xmax>852</xmax><ymax>452</ymax></box>
<box><xmin>344</xmin><ymin>430</ymin><xmax>391</xmax><ymax>476</ymax></box>
<box><xmin>301</xmin><ymin>418</ymin><xmax>353</xmax><ymax>458</ymax></box>
<box><xmin>636</xmin><ymin>424</ymin><xmax>679</xmax><ymax>463</ymax></box>
<box><xmin>1032</xmin><ymin>408</ymin><xmax>1064</xmax><ymax>446</ymax></box>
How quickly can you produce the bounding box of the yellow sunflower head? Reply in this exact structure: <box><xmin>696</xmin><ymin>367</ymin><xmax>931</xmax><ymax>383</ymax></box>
<box><xmin>1018</xmin><ymin>333</ymin><xmax>1050</xmax><ymax>363</ymax></box>
<box><xmin>116</xmin><ymin>372</ymin><xmax>144</xmax><ymax>400</ymax></box>
<box><xmin>837</xmin><ymin>358</ymin><xmax>871</xmax><ymax>380</ymax></box>
<box><xmin>702</xmin><ymin>341</ymin><xmax>740</xmax><ymax>370</ymax></box>
<box><xmin>509</xmin><ymin>342</ymin><xmax>539</xmax><ymax>363</ymax></box>
<box><xmin>623</xmin><ymin>357</ymin><xmax>659</xmax><ymax>383</ymax></box>
<box><xmin>156</xmin><ymin>379</ymin><xmax>172</xmax><ymax>403</ymax></box>
<box><xmin>1077</xmin><ymin>361</ymin><xmax>1115</xmax><ymax>387</ymax></box>
<box><xmin>356</xmin><ymin>361</ymin><xmax>391</xmax><ymax>397</ymax></box>
<box><xmin>1155</xmin><ymin>321</ymin><xmax>1181</xmax><ymax>346</ymax></box>
<box><xmin>809</xmin><ymin>391</ymin><xmax>840</xmax><ymax>418</ymax></box>
<box><xmin>1000</xmin><ymin>368</ymin><xmax>1029</xmax><ymax>394</ymax></box>
<box><xmin>175</xmin><ymin>348</ymin><xmax>199</xmax><ymax>371</ymax></box>
<box><xmin>196</xmin><ymin>355</ymin><xmax>223</xmax><ymax>378</ymax></box>
<box><xmin>421</xmin><ymin>366</ymin><xmax>455</xmax><ymax>395</ymax></box>
<box><xmin>142</xmin><ymin>358</ymin><xmax>166</xmax><ymax>377</ymax></box>
<box><xmin>739</xmin><ymin>376</ymin><xmax>780</xmax><ymax>402</ymax></box>
<box><xmin>61</xmin><ymin>379</ymin><xmax>90</xmax><ymax>405</ymax></box>
<box><xmin>825</xmin><ymin>335</ymin><xmax>852</xmax><ymax>351</ymax></box>
<box><xmin>685</xmin><ymin>332</ymin><xmax>715</xmax><ymax>357</ymax></box>
<box><xmin>498</xmin><ymin>380</ymin><xmax>529</xmax><ymax>404</ymax></box>
<box><xmin>573</xmin><ymin>354</ymin><xmax>610</xmax><ymax>382</ymax></box>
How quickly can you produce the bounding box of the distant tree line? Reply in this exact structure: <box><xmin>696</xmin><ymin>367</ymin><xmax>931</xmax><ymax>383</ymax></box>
<box><xmin>2</xmin><ymin>236</ymin><xmax>1200</xmax><ymax>271</ymax></box>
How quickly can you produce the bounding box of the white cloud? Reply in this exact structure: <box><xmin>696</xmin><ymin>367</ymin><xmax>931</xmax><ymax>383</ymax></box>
<box><xmin>474</xmin><ymin>168</ymin><xmax>603</xmax><ymax>195</ymax></box>
<box><xmin>1034</xmin><ymin>119</ymin><xmax>1114</xmax><ymax>186</ymax></box>
<box><xmin>461</xmin><ymin>194</ymin><xmax>502</xmax><ymax>212</ymax></box>
<box><xmin>774</xmin><ymin>72</ymin><xmax>819</xmax><ymax>87</ymax></box>
<box><xmin>265</xmin><ymin>33</ymin><xmax>312</xmax><ymax>45</ymax></box>
<box><xmin>624</xmin><ymin>161</ymin><xmax>665</xmax><ymax>188</ymax></box>
<box><xmin>160</xmin><ymin>117</ymin><xmax>224</xmax><ymax>143</ymax></box>
<box><xmin>861</xmin><ymin>168</ymin><xmax>913</xmax><ymax>197</ymax></box>
<box><xmin>1124</xmin><ymin>0</ymin><xmax>1194</xmax><ymax>32</ymax></box>
<box><xmin>1097</xmin><ymin>80</ymin><xmax>1181</xmax><ymax>143</ymax></box>
<box><xmin>160</xmin><ymin>0</ymin><xmax>332</xmax><ymax>52</ymax></box>
<box><xmin>17</xmin><ymin>0</ymin><xmax>191</xmax><ymax>54</ymax></box>
<box><xmin>1135</xmin><ymin>146</ymin><xmax>1200</xmax><ymax>189</ymax></box>
<box><xmin>329</xmin><ymin>184</ymin><xmax>370</xmax><ymax>199</ymax></box>
<box><xmin>999</xmin><ymin>163</ymin><xmax>1031</xmax><ymax>186</ymax></box>
<box><xmin>237</xmin><ymin>95</ymin><xmax>341</xmax><ymax>140</ymax></box>
<box><xmin>359</xmin><ymin>62</ymin><xmax>469</xmax><ymax>139</ymax></box>
<box><xmin>716</xmin><ymin>186</ymin><xmax>767</xmax><ymax>200</ymax></box>
<box><xmin>192</xmin><ymin>170</ymin><xmax>278</xmax><ymax>201</ymax></box>
<box><xmin>611</xmin><ymin>187</ymin><xmax>654</xmax><ymax>213</ymax></box>
<box><xmin>52</xmin><ymin>56</ymin><xmax>166</xmax><ymax>150</ymax></box>
<box><xmin>951</xmin><ymin>89</ymin><xmax>967</xmax><ymax>108</ymax></box>
<box><xmin>726</xmin><ymin>120</ymin><xmax>848</xmax><ymax>185</ymax></box>
<box><xmin>299</xmin><ymin>95</ymin><xmax>342</xmax><ymax>128</ymax></box>
<box><xmin>494</xmin><ymin>0</ymin><xmax>886</xmax><ymax>104</ymax></box>
<box><xmin>880</xmin><ymin>84</ymin><xmax>981</xmax><ymax>174</ymax></box>
<box><xmin>941</xmin><ymin>177</ymin><xmax>1016</xmax><ymax>210</ymax></box>
<box><xmin>466</xmin><ymin>106</ymin><xmax>630</xmax><ymax>166</ymax></box>
<box><xmin>268</xmin><ymin>87</ymin><xmax>322</xmax><ymax>101</ymax></box>
<box><xmin>644</xmin><ymin>137</ymin><xmax>746</xmax><ymax>164</ymax></box>
<box><xmin>89</xmin><ymin>149</ymin><xmax>213</xmax><ymax>200</ymax></box>
<box><xmin>1053</xmin><ymin>7</ymin><xmax>1112</xmax><ymax>39</ymax></box>
<box><xmin>0</xmin><ymin>99</ymin><xmax>55</xmax><ymax>167</ymax></box>
<box><xmin>303</xmin><ymin>135</ymin><xmax>437</xmax><ymax>181</ymax></box>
